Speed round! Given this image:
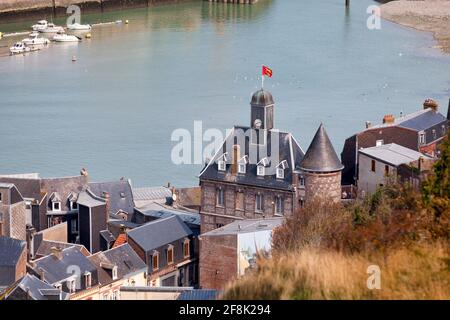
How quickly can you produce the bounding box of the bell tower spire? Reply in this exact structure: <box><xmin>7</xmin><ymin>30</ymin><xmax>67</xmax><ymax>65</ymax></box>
<box><xmin>250</xmin><ymin>89</ymin><xmax>274</xmax><ymax>130</ymax></box>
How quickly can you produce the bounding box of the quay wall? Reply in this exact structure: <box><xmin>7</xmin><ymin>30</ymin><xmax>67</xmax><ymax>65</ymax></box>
<box><xmin>0</xmin><ymin>0</ymin><xmax>188</xmax><ymax>18</ymax></box>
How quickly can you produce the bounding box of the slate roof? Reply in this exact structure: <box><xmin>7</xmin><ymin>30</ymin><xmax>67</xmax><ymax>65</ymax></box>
<box><xmin>0</xmin><ymin>175</ymin><xmax>41</xmax><ymax>200</ymax></box>
<box><xmin>40</xmin><ymin>175</ymin><xmax>89</xmax><ymax>212</ymax></box>
<box><xmin>177</xmin><ymin>289</ymin><xmax>219</xmax><ymax>300</ymax></box>
<box><xmin>0</xmin><ymin>184</ymin><xmax>24</xmax><ymax>205</ymax></box>
<box><xmin>35</xmin><ymin>240</ymin><xmax>89</xmax><ymax>258</ymax></box>
<box><xmin>88</xmin><ymin>244</ymin><xmax>146</xmax><ymax>286</ymax></box>
<box><xmin>199</xmin><ymin>126</ymin><xmax>305</xmax><ymax>191</ymax></box>
<box><xmin>100</xmin><ymin>230</ymin><xmax>116</xmax><ymax>244</ymax></box>
<box><xmin>201</xmin><ymin>218</ymin><xmax>284</xmax><ymax>236</ymax></box>
<box><xmin>1</xmin><ymin>274</ymin><xmax>69</xmax><ymax>300</ymax></box>
<box><xmin>32</xmin><ymin>246</ymin><xmax>97</xmax><ymax>285</ymax></box>
<box><xmin>299</xmin><ymin>124</ymin><xmax>344</xmax><ymax>173</ymax></box>
<box><xmin>77</xmin><ymin>189</ymin><xmax>105</xmax><ymax>208</ymax></box>
<box><xmin>128</xmin><ymin>215</ymin><xmax>192</xmax><ymax>252</ymax></box>
<box><xmin>132</xmin><ymin>186</ymin><xmax>172</xmax><ymax>202</ymax></box>
<box><xmin>0</xmin><ymin>236</ymin><xmax>26</xmax><ymax>267</ymax></box>
<box><xmin>136</xmin><ymin>202</ymin><xmax>201</xmax><ymax>226</ymax></box>
<box><xmin>89</xmin><ymin>180</ymin><xmax>135</xmax><ymax>215</ymax></box>
<box><xmin>398</xmin><ymin>109</ymin><xmax>447</xmax><ymax>132</ymax></box>
<box><xmin>359</xmin><ymin>143</ymin><xmax>433</xmax><ymax>167</ymax></box>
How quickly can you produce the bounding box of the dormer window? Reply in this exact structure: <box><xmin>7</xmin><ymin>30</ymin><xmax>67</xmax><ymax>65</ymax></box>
<box><xmin>167</xmin><ymin>245</ymin><xmax>174</xmax><ymax>265</ymax></box>
<box><xmin>112</xmin><ymin>266</ymin><xmax>118</xmax><ymax>281</ymax></box>
<box><xmin>419</xmin><ymin>132</ymin><xmax>426</xmax><ymax>145</ymax></box>
<box><xmin>276</xmin><ymin>168</ymin><xmax>284</xmax><ymax>179</ymax></box>
<box><xmin>54</xmin><ymin>283</ymin><xmax>62</xmax><ymax>290</ymax></box>
<box><xmin>50</xmin><ymin>192</ymin><xmax>62</xmax><ymax>212</ymax></box>
<box><xmin>84</xmin><ymin>272</ymin><xmax>92</xmax><ymax>288</ymax></box>
<box><xmin>238</xmin><ymin>163</ymin><xmax>246</xmax><ymax>174</ymax></box>
<box><xmin>68</xmin><ymin>278</ymin><xmax>76</xmax><ymax>293</ymax></box>
<box><xmin>257</xmin><ymin>166</ymin><xmax>265</xmax><ymax>176</ymax></box>
<box><xmin>70</xmin><ymin>201</ymin><xmax>77</xmax><ymax>211</ymax></box>
<box><xmin>218</xmin><ymin>160</ymin><xmax>226</xmax><ymax>171</ymax></box>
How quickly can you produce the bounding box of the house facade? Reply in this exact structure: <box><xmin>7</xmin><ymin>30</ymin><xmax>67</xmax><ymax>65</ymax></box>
<box><xmin>0</xmin><ymin>183</ymin><xmax>26</xmax><ymax>241</ymax></box>
<box><xmin>0</xmin><ymin>236</ymin><xmax>27</xmax><ymax>288</ymax></box>
<box><xmin>127</xmin><ymin>215</ymin><xmax>197</xmax><ymax>287</ymax></box>
<box><xmin>341</xmin><ymin>99</ymin><xmax>449</xmax><ymax>186</ymax></box>
<box><xmin>358</xmin><ymin>143</ymin><xmax>435</xmax><ymax>195</ymax></box>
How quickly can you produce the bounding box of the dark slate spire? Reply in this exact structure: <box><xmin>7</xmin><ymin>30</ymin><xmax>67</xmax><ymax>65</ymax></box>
<box><xmin>299</xmin><ymin>124</ymin><xmax>344</xmax><ymax>173</ymax></box>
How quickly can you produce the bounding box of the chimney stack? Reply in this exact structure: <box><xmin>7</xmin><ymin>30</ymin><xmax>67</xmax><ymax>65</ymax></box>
<box><xmin>80</xmin><ymin>168</ymin><xmax>89</xmax><ymax>177</ymax></box>
<box><xmin>231</xmin><ymin>144</ymin><xmax>241</xmax><ymax>175</ymax></box>
<box><xmin>102</xmin><ymin>191</ymin><xmax>110</xmax><ymax>216</ymax></box>
<box><xmin>50</xmin><ymin>247</ymin><xmax>63</xmax><ymax>260</ymax></box>
<box><xmin>382</xmin><ymin>114</ymin><xmax>395</xmax><ymax>124</ymax></box>
<box><xmin>423</xmin><ymin>98</ymin><xmax>438</xmax><ymax>112</ymax></box>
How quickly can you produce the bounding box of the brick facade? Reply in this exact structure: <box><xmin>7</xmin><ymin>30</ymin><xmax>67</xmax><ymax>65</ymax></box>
<box><xmin>200</xmin><ymin>181</ymin><xmax>294</xmax><ymax>233</ymax></box>
<box><xmin>199</xmin><ymin>234</ymin><xmax>237</xmax><ymax>290</ymax></box>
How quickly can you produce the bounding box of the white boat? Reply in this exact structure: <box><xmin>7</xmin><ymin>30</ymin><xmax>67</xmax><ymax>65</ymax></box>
<box><xmin>32</xmin><ymin>20</ymin><xmax>48</xmax><ymax>32</ymax></box>
<box><xmin>10</xmin><ymin>42</ymin><xmax>31</xmax><ymax>54</ymax></box>
<box><xmin>67</xmin><ymin>23</ymin><xmax>91</xmax><ymax>31</ymax></box>
<box><xmin>52</xmin><ymin>33</ymin><xmax>81</xmax><ymax>42</ymax></box>
<box><xmin>22</xmin><ymin>32</ymin><xmax>50</xmax><ymax>46</ymax></box>
<box><xmin>41</xmin><ymin>23</ymin><xmax>65</xmax><ymax>33</ymax></box>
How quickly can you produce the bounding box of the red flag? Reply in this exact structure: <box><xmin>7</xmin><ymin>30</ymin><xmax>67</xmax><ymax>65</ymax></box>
<box><xmin>262</xmin><ymin>65</ymin><xmax>273</xmax><ymax>78</ymax></box>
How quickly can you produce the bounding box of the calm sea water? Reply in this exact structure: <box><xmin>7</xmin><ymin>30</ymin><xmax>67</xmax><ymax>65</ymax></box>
<box><xmin>0</xmin><ymin>0</ymin><xmax>449</xmax><ymax>187</ymax></box>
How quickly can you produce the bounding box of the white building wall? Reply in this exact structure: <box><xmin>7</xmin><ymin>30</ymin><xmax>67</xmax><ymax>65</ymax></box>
<box><xmin>358</xmin><ymin>153</ymin><xmax>397</xmax><ymax>196</ymax></box>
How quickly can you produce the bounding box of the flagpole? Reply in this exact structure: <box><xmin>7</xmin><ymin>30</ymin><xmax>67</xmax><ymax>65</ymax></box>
<box><xmin>261</xmin><ymin>74</ymin><xmax>264</xmax><ymax>89</ymax></box>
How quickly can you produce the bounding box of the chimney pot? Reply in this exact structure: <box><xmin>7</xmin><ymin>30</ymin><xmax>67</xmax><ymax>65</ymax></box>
<box><xmin>382</xmin><ymin>114</ymin><xmax>395</xmax><ymax>124</ymax></box>
<box><xmin>423</xmin><ymin>98</ymin><xmax>438</xmax><ymax>112</ymax></box>
<box><xmin>365</xmin><ymin>121</ymin><xmax>372</xmax><ymax>129</ymax></box>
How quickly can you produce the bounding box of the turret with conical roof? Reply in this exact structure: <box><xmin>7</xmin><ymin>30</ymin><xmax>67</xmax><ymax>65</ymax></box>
<box><xmin>299</xmin><ymin>124</ymin><xmax>343</xmax><ymax>204</ymax></box>
<box><xmin>300</xmin><ymin>124</ymin><xmax>344</xmax><ymax>173</ymax></box>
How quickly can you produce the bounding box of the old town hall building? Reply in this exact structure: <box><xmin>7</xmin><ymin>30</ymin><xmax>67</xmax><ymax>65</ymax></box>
<box><xmin>198</xmin><ymin>89</ymin><xmax>344</xmax><ymax>232</ymax></box>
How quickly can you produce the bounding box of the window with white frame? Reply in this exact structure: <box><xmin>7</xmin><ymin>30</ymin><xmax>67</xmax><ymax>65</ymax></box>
<box><xmin>276</xmin><ymin>167</ymin><xmax>284</xmax><ymax>179</ymax></box>
<box><xmin>112</xmin><ymin>266</ymin><xmax>118</xmax><ymax>281</ymax></box>
<box><xmin>68</xmin><ymin>278</ymin><xmax>76</xmax><ymax>293</ymax></box>
<box><xmin>84</xmin><ymin>272</ymin><xmax>91</xmax><ymax>289</ymax></box>
<box><xmin>70</xmin><ymin>201</ymin><xmax>78</xmax><ymax>211</ymax></box>
<box><xmin>301</xmin><ymin>177</ymin><xmax>306</xmax><ymax>186</ymax></box>
<box><xmin>218</xmin><ymin>160</ymin><xmax>226</xmax><ymax>171</ymax></box>
<box><xmin>52</xmin><ymin>201</ymin><xmax>61</xmax><ymax>212</ymax></box>
<box><xmin>238</xmin><ymin>163</ymin><xmax>246</xmax><ymax>174</ymax></box>
<box><xmin>255</xmin><ymin>194</ymin><xmax>264</xmax><ymax>212</ymax></box>
<box><xmin>257</xmin><ymin>165</ymin><xmax>265</xmax><ymax>176</ymax></box>
<box><xmin>419</xmin><ymin>132</ymin><xmax>426</xmax><ymax>145</ymax></box>
<box><xmin>275</xmin><ymin>196</ymin><xmax>283</xmax><ymax>215</ymax></box>
<box><xmin>216</xmin><ymin>188</ymin><xmax>224</xmax><ymax>207</ymax></box>
<box><xmin>376</xmin><ymin>139</ymin><xmax>384</xmax><ymax>146</ymax></box>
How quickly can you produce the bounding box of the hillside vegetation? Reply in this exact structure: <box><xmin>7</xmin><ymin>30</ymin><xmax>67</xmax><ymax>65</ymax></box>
<box><xmin>224</xmin><ymin>132</ymin><xmax>450</xmax><ymax>300</ymax></box>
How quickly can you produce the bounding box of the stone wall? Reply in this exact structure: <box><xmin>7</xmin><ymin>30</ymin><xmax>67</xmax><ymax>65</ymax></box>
<box><xmin>199</xmin><ymin>233</ymin><xmax>237</xmax><ymax>290</ymax></box>
<box><xmin>304</xmin><ymin>171</ymin><xmax>341</xmax><ymax>203</ymax></box>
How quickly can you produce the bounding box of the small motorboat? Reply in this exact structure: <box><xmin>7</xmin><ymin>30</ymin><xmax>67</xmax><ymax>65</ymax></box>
<box><xmin>22</xmin><ymin>32</ymin><xmax>50</xmax><ymax>46</ymax></box>
<box><xmin>67</xmin><ymin>23</ymin><xmax>91</xmax><ymax>31</ymax></box>
<box><xmin>10</xmin><ymin>42</ymin><xmax>31</xmax><ymax>54</ymax></box>
<box><xmin>32</xmin><ymin>20</ymin><xmax>48</xmax><ymax>32</ymax></box>
<box><xmin>41</xmin><ymin>23</ymin><xmax>65</xmax><ymax>33</ymax></box>
<box><xmin>52</xmin><ymin>33</ymin><xmax>81</xmax><ymax>42</ymax></box>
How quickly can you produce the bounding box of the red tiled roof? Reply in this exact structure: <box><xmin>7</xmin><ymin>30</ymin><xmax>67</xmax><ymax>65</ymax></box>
<box><xmin>112</xmin><ymin>234</ymin><xmax>127</xmax><ymax>248</ymax></box>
